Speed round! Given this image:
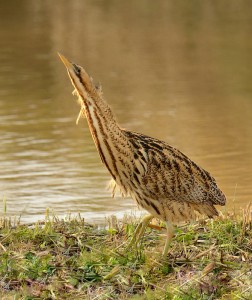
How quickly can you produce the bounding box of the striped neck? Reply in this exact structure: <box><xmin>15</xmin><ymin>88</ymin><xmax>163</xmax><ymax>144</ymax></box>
<box><xmin>81</xmin><ymin>92</ymin><xmax>128</xmax><ymax>181</ymax></box>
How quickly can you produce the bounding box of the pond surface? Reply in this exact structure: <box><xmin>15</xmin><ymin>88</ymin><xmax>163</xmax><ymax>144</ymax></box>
<box><xmin>0</xmin><ymin>1</ymin><xmax>252</xmax><ymax>223</ymax></box>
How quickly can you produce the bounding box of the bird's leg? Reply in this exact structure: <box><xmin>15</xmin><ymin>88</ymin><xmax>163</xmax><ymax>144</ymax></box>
<box><xmin>127</xmin><ymin>214</ymin><xmax>154</xmax><ymax>249</ymax></box>
<box><xmin>162</xmin><ymin>221</ymin><xmax>174</xmax><ymax>257</ymax></box>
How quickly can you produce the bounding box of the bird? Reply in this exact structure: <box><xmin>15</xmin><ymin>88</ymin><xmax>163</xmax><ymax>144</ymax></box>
<box><xmin>58</xmin><ymin>53</ymin><xmax>226</xmax><ymax>256</ymax></box>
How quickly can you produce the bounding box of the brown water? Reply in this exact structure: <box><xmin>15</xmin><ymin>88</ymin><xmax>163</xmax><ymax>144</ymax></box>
<box><xmin>0</xmin><ymin>1</ymin><xmax>251</xmax><ymax>223</ymax></box>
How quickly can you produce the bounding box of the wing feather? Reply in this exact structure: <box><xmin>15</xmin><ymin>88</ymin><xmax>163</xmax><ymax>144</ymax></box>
<box><xmin>126</xmin><ymin>131</ymin><xmax>226</xmax><ymax>206</ymax></box>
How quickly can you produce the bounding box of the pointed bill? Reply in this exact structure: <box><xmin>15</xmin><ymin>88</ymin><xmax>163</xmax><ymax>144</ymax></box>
<box><xmin>58</xmin><ymin>52</ymin><xmax>72</xmax><ymax>69</ymax></box>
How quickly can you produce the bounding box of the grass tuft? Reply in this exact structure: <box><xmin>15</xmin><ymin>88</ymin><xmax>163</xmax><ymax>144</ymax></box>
<box><xmin>0</xmin><ymin>205</ymin><xmax>251</xmax><ymax>299</ymax></box>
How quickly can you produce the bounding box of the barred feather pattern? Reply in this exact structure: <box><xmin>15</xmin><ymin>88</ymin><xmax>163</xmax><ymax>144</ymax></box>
<box><xmin>108</xmin><ymin>131</ymin><xmax>226</xmax><ymax>223</ymax></box>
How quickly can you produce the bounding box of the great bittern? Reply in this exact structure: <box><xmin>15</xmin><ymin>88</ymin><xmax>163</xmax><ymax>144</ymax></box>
<box><xmin>58</xmin><ymin>54</ymin><xmax>226</xmax><ymax>256</ymax></box>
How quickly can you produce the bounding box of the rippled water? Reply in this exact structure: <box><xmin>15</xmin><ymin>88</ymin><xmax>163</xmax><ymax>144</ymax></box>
<box><xmin>0</xmin><ymin>1</ymin><xmax>252</xmax><ymax>223</ymax></box>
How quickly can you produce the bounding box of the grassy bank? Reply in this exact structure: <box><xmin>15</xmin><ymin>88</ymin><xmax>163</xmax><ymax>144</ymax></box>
<box><xmin>0</xmin><ymin>207</ymin><xmax>251</xmax><ymax>300</ymax></box>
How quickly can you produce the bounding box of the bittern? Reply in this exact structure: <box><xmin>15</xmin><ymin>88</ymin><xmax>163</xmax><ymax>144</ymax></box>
<box><xmin>58</xmin><ymin>54</ymin><xmax>226</xmax><ymax>256</ymax></box>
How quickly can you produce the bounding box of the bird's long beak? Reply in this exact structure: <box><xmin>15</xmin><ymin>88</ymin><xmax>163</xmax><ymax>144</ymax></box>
<box><xmin>58</xmin><ymin>52</ymin><xmax>72</xmax><ymax>69</ymax></box>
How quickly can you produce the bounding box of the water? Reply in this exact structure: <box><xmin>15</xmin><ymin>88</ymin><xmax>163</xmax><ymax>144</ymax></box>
<box><xmin>0</xmin><ymin>0</ymin><xmax>251</xmax><ymax>223</ymax></box>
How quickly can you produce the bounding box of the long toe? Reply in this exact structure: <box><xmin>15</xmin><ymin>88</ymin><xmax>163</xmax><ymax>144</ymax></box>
<box><xmin>127</xmin><ymin>215</ymin><xmax>153</xmax><ymax>250</ymax></box>
<box><xmin>162</xmin><ymin>221</ymin><xmax>174</xmax><ymax>257</ymax></box>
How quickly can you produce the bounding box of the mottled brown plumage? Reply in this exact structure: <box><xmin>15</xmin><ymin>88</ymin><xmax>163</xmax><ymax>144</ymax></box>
<box><xmin>59</xmin><ymin>54</ymin><xmax>226</xmax><ymax>256</ymax></box>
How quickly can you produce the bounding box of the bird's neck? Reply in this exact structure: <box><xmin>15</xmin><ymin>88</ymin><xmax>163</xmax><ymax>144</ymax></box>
<box><xmin>71</xmin><ymin>66</ymin><xmax>134</xmax><ymax>189</ymax></box>
<box><xmin>81</xmin><ymin>94</ymin><xmax>132</xmax><ymax>182</ymax></box>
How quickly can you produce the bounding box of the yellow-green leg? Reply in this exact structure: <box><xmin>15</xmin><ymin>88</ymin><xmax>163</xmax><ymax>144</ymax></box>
<box><xmin>127</xmin><ymin>214</ymin><xmax>154</xmax><ymax>249</ymax></box>
<box><xmin>162</xmin><ymin>221</ymin><xmax>174</xmax><ymax>257</ymax></box>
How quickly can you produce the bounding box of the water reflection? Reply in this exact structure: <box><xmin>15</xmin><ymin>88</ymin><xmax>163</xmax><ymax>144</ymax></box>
<box><xmin>0</xmin><ymin>1</ymin><xmax>251</xmax><ymax>223</ymax></box>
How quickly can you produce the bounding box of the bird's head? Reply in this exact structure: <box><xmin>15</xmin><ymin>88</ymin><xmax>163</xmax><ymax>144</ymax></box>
<box><xmin>58</xmin><ymin>53</ymin><xmax>84</xmax><ymax>95</ymax></box>
<box><xmin>58</xmin><ymin>53</ymin><xmax>98</xmax><ymax>101</ymax></box>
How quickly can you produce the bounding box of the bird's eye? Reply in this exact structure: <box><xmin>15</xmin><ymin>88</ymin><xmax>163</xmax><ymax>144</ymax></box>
<box><xmin>73</xmin><ymin>64</ymin><xmax>81</xmax><ymax>76</ymax></box>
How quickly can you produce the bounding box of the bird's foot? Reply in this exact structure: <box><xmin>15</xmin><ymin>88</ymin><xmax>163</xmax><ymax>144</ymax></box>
<box><xmin>126</xmin><ymin>214</ymin><xmax>154</xmax><ymax>250</ymax></box>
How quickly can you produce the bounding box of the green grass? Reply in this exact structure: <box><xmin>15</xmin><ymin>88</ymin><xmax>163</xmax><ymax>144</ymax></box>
<box><xmin>0</xmin><ymin>206</ymin><xmax>251</xmax><ymax>300</ymax></box>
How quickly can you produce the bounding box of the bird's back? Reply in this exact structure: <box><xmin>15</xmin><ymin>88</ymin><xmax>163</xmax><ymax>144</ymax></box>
<box><xmin>123</xmin><ymin>130</ymin><xmax>226</xmax><ymax>223</ymax></box>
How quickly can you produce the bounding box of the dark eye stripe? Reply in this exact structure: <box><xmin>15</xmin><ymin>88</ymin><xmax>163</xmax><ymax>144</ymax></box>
<box><xmin>73</xmin><ymin>63</ymin><xmax>81</xmax><ymax>76</ymax></box>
